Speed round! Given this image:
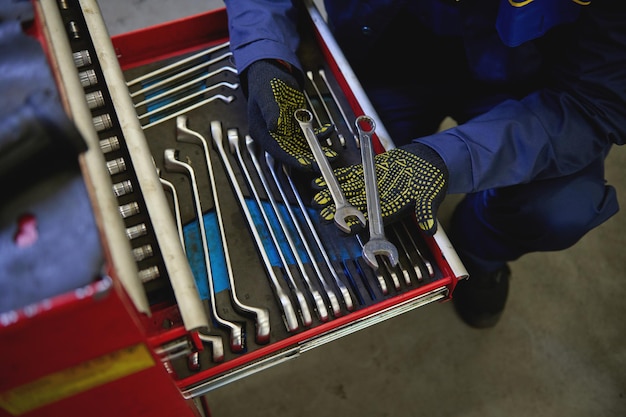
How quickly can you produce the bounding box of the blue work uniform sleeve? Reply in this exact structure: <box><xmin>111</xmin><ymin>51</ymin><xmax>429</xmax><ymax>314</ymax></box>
<box><xmin>224</xmin><ymin>0</ymin><xmax>303</xmax><ymax>73</ymax></box>
<box><xmin>418</xmin><ymin>6</ymin><xmax>626</xmax><ymax>194</ymax></box>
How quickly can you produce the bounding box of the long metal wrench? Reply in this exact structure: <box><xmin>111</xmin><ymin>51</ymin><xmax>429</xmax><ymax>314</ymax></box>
<box><xmin>245</xmin><ymin>137</ymin><xmax>330</xmax><ymax>322</ymax></box>
<box><xmin>229</xmin><ymin>130</ymin><xmax>313</xmax><ymax>327</ymax></box>
<box><xmin>281</xmin><ymin>164</ymin><xmax>355</xmax><ymax>312</ymax></box>
<box><xmin>294</xmin><ymin>108</ymin><xmax>366</xmax><ymax>233</ymax></box>
<box><xmin>129</xmin><ymin>52</ymin><xmax>233</xmax><ymax>98</ymax></box>
<box><xmin>211</xmin><ymin>122</ymin><xmax>299</xmax><ymax>333</ymax></box>
<box><xmin>158</xmin><ymin>174</ymin><xmax>185</xmax><ymax>252</ymax></box>
<box><xmin>401</xmin><ymin>221</ymin><xmax>435</xmax><ymax>278</ymax></box>
<box><xmin>306</xmin><ymin>71</ymin><xmax>345</xmax><ymax>148</ymax></box>
<box><xmin>176</xmin><ymin>116</ymin><xmax>271</xmax><ymax>344</ymax></box>
<box><xmin>126</xmin><ymin>41</ymin><xmax>230</xmax><ymax>87</ymax></box>
<box><xmin>355</xmin><ymin>234</ymin><xmax>390</xmax><ymax>294</ymax></box>
<box><xmin>392</xmin><ymin>223</ymin><xmax>423</xmax><ymax>283</ymax></box>
<box><xmin>138</xmin><ymin>81</ymin><xmax>239</xmax><ymax>121</ymax></box>
<box><xmin>134</xmin><ymin>66</ymin><xmax>237</xmax><ymax>108</ymax></box>
<box><xmin>356</xmin><ymin>115</ymin><xmax>399</xmax><ymax>270</ymax></box>
<box><xmin>163</xmin><ymin>149</ymin><xmax>245</xmax><ymax>352</ymax></box>
<box><xmin>142</xmin><ymin>94</ymin><xmax>234</xmax><ymax>130</ymax></box>
<box><xmin>264</xmin><ymin>152</ymin><xmax>342</xmax><ymax>317</ymax></box>
<box><xmin>318</xmin><ymin>69</ymin><xmax>360</xmax><ymax>148</ymax></box>
<box><xmin>303</xmin><ymin>91</ymin><xmax>332</xmax><ymax>147</ymax></box>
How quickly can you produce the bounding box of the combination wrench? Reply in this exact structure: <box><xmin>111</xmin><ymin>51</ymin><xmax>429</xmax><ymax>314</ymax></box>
<box><xmin>211</xmin><ymin>121</ymin><xmax>299</xmax><ymax>333</ymax></box>
<box><xmin>294</xmin><ymin>108</ymin><xmax>366</xmax><ymax>233</ymax></box>
<box><xmin>246</xmin><ymin>137</ymin><xmax>331</xmax><ymax>322</ymax></box>
<box><xmin>355</xmin><ymin>115</ymin><xmax>399</xmax><ymax>270</ymax></box>
<box><xmin>230</xmin><ymin>130</ymin><xmax>313</xmax><ymax>327</ymax></box>
<box><xmin>164</xmin><ymin>149</ymin><xmax>245</xmax><ymax>352</ymax></box>
<box><xmin>176</xmin><ymin>116</ymin><xmax>271</xmax><ymax>344</ymax></box>
<box><xmin>281</xmin><ymin>163</ymin><xmax>355</xmax><ymax>312</ymax></box>
<box><xmin>265</xmin><ymin>152</ymin><xmax>343</xmax><ymax>317</ymax></box>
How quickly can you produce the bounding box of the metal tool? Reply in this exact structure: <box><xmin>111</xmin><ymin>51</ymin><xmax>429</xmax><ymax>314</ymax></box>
<box><xmin>402</xmin><ymin>221</ymin><xmax>435</xmax><ymax>278</ymax></box>
<box><xmin>176</xmin><ymin>116</ymin><xmax>271</xmax><ymax>344</ymax></box>
<box><xmin>281</xmin><ymin>164</ymin><xmax>355</xmax><ymax>312</ymax></box>
<box><xmin>306</xmin><ymin>71</ymin><xmax>345</xmax><ymax>148</ymax></box>
<box><xmin>265</xmin><ymin>152</ymin><xmax>343</xmax><ymax>317</ymax></box>
<box><xmin>134</xmin><ymin>67</ymin><xmax>238</xmax><ymax>108</ymax></box>
<box><xmin>141</xmin><ymin>94</ymin><xmax>234</xmax><ymax>130</ymax></box>
<box><xmin>318</xmin><ymin>68</ymin><xmax>360</xmax><ymax>148</ymax></box>
<box><xmin>229</xmin><ymin>130</ymin><xmax>313</xmax><ymax>327</ymax></box>
<box><xmin>355</xmin><ymin>115</ymin><xmax>399</xmax><ymax>270</ymax></box>
<box><xmin>294</xmin><ymin>108</ymin><xmax>366</xmax><ymax>233</ymax></box>
<box><xmin>137</xmin><ymin>81</ymin><xmax>238</xmax><ymax>119</ymax></box>
<box><xmin>211</xmin><ymin>121</ymin><xmax>299</xmax><ymax>333</ymax></box>
<box><xmin>129</xmin><ymin>51</ymin><xmax>233</xmax><ymax>98</ymax></box>
<box><xmin>126</xmin><ymin>41</ymin><xmax>230</xmax><ymax>87</ymax></box>
<box><xmin>392</xmin><ymin>223</ymin><xmax>422</xmax><ymax>283</ymax></box>
<box><xmin>355</xmin><ymin>234</ymin><xmax>388</xmax><ymax>295</ymax></box>
<box><xmin>164</xmin><ymin>148</ymin><xmax>245</xmax><ymax>352</ymax></box>
<box><xmin>158</xmin><ymin>172</ymin><xmax>185</xmax><ymax>252</ymax></box>
<box><xmin>303</xmin><ymin>90</ymin><xmax>332</xmax><ymax>147</ymax></box>
<box><xmin>246</xmin><ymin>137</ymin><xmax>330</xmax><ymax>322</ymax></box>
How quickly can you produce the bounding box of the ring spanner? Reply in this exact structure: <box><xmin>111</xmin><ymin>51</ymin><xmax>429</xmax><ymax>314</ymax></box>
<box><xmin>294</xmin><ymin>108</ymin><xmax>365</xmax><ymax>233</ymax></box>
<box><xmin>355</xmin><ymin>115</ymin><xmax>399</xmax><ymax>270</ymax></box>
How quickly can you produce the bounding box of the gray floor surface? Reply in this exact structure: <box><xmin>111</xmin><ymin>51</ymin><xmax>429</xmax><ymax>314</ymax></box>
<box><xmin>98</xmin><ymin>2</ymin><xmax>626</xmax><ymax>416</ymax></box>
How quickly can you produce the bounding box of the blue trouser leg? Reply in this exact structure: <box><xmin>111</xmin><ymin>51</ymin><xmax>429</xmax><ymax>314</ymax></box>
<box><xmin>449</xmin><ymin>154</ymin><xmax>619</xmax><ymax>273</ymax></box>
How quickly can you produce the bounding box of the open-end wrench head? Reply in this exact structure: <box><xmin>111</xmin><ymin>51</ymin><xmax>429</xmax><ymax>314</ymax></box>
<box><xmin>333</xmin><ymin>208</ymin><xmax>366</xmax><ymax>234</ymax></box>
<box><xmin>362</xmin><ymin>238</ymin><xmax>399</xmax><ymax>270</ymax></box>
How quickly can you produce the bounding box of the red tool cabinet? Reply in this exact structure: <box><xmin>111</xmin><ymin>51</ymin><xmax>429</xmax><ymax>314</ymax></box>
<box><xmin>0</xmin><ymin>1</ymin><xmax>467</xmax><ymax>416</ymax></box>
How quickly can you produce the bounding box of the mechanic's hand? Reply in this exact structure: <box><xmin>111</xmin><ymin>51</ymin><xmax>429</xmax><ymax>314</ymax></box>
<box><xmin>312</xmin><ymin>143</ymin><xmax>449</xmax><ymax>235</ymax></box>
<box><xmin>244</xmin><ymin>59</ymin><xmax>337</xmax><ymax>171</ymax></box>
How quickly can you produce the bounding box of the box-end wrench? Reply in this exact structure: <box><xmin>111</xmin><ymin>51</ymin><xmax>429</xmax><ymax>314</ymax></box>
<box><xmin>294</xmin><ymin>108</ymin><xmax>366</xmax><ymax>233</ymax></box>
<box><xmin>176</xmin><ymin>116</ymin><xmax>271</xmax><ymax>344</ymax></box>
<box><xmin>355</xmin><ymin>115</ymin><xmax>399</xmax><ymax>270</ymax></box>
<box><xmin>245</xmin><ymin>136</ymin><xmax>330</xmax><ymax>323</ymax></box>
<box><xmin>281</xmin><ymin>163</ymin><xmax>355</xmax><ymax>312</ymax></box>
<box><xmin>265</xmin><ymin>152</ymin><xmax>343</xmax><ymax>317</ymax></box>
<box><xmin>229</xmin><ymin>129</ymin><xmax>313</xmax><ymax>328</ymax></box>
<box><xmin>211</xmin><ymin>121</ymin><xmax>299</xmax><ymax>333</ymax></box>
<box><xmin>163</xmin><ymin>149</ymin><xmax>245</xmax><ymax>352</ymax></box>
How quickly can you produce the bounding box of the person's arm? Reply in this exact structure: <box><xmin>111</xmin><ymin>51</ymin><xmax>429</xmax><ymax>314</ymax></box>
<box><xmin>224</xmin><ymin>0</ymin><xmax>303</xmax><ymax>74</ymax></box>
<box><xmin>418</xmin><ymin>5</ymin><xmax>626</xmax><ymax>194</ymax></box>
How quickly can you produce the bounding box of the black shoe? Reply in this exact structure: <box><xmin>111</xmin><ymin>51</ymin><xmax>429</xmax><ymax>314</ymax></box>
<box><xmin>452</xmin><ymin>264</ymin><xmax>510</xmax><ymax>329</ymax></box>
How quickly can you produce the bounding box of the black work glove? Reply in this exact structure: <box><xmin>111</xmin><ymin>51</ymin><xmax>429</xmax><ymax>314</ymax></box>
<box><xmin>312</xmin><ymin>143</ymin><xmax>449</xmax><ymax>235</ymax></box>
<box><xmin>244</xmin><ymin>59</ymin><xmax>337</xmax><ymax>171</ymax></box>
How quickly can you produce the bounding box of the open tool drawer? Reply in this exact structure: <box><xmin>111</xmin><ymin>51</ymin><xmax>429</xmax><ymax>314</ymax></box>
<box><xmin>1</xmin><ymin>1</ymin><xmax>467</xmax><ymax>416</ymax></box>
<box><xmin>110</xmin><ymin>2</ymin><xmax>468</xmax><ymax>396</ymax></box>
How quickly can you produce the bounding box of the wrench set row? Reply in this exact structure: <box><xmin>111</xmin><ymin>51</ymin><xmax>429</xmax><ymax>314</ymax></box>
<box><xmin>120</xmin><ymin>39</ymin><xmax>444</xmax><ymax>375</ymax></box>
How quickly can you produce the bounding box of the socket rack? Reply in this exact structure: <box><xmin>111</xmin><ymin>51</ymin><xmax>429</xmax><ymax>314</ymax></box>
<box><xmin>45</xmin><ymin>0</ymin><xmax>467</xmax><ymax>399</ymax></box>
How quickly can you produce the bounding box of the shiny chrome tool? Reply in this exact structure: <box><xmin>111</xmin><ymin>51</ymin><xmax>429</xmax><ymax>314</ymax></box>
<box><xmin>281</xmin><ymin>163</ymin><xmax>355</xmax><ymax>312</ymax></box>
<box><xmin>211</xmin><ymin>122</ymin><xmax>299</xmax><ymax>333</ymax></box>
<box><xmin>176</xmin><ymin>116</ymin><xmax>271</xmax><ymax>344</ymax></box>
<box><xmin>318</xmin><ymin>68</ymin><xmax>360</xmax><ymax>148</ymax></box>
<box><xmin>355</xmin><ymin>115</ymin><xmax>399</xmax><ymax>270</ymax></box>
<box><xmin>264</xmin><ymin>152</ymin><xmax>343</xmax><ymax>317</ymax></box>
<box><xmin>230</xmin><ymin>130</ymin><xmax>313</xmax><ymax>327</ymax></box>
<box><xmin>164</xmin><ymin>148</ymin><xmax>245</xmax><ymax>352</ymax></box>
<box><xmin>307</xmin><ymin>71</ymin><xmax>345</xmax><ymax>147</ymax></box>
<box><xmin>246</xmin><ymin>137</ymin><xmax>330</xmax><ymax>322</ymax></box>
<box><xmin>294</xmin><ymin>108</ymin><xmax>366</xmax><ymax>233</ymax></box>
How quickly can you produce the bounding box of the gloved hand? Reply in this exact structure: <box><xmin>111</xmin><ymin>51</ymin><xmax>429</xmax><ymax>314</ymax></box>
<box><xmin>312</xmin><ymin>143</ymin><xmax>449</xmax><ymax>235</ymax></box>
<box><xmin>244</xmin><ymin>59</ymin><xmax>337</xmax><ymax>171</ymax></box>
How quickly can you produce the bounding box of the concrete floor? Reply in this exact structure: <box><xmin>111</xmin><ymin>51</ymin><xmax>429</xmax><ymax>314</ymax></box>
<box><xmin>99</xmin><ymin>1</ymin><xmax>626</xmax><ymax>416</ymax></box>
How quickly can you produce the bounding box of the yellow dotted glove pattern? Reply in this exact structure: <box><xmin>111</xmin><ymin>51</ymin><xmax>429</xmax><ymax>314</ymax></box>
<box><xmin>313</xmin><ymin>148</ymin><xmax>447</xmax><ymax>234</ymax></box>
<box><xmin>269</xmin><ymin>78</ymin><xmax>337</xmax><ymax>167</ymax></box>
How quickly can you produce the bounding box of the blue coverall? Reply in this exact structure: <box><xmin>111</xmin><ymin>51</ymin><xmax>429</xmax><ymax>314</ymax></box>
<box><xmin>224</xmin><ymin>0</ymin><xmax>626</xmax><ymax>273</ymax></box>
